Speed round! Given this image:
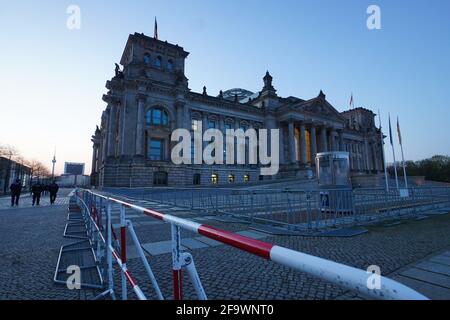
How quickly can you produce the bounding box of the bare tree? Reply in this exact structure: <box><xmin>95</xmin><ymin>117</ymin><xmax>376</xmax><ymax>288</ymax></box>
<box><xmin>28</xmin><ymin>160</ymin><xmax>51</xmax><ymax>182</ymax></box>
<box><xmin>0</xmin><ymin>144</ymin><xmax>20</xmax><ymax>160</ymax></box>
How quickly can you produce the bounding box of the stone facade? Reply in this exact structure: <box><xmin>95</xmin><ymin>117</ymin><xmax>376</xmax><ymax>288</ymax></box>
<box><xmin>91</xmin><ymin>32</ymin><xmax>384</xmax><ymax>187</ymax></box>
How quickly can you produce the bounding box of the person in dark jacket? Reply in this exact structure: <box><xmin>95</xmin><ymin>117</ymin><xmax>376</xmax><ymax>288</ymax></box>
<box><xmin>9</xmin><ymin>179</ymin><xmax>22</xmax><ymax>207</ymax></box>
<box><xmin>31</xmin><ymin>182</ymin><xmax>43</xmax><ymax>206</ymax></box>
<box><xmin>49</xmin><ymin>181</ymin><xmax>59</xmax><ymax>205</ymax></box>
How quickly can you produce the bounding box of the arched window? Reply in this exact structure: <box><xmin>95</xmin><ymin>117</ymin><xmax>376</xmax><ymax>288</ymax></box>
<box><xmin>144</xmin><ymin>54</ymin><xmax>151</xmax><ymax>65</ymax></box>
<box><xmin>154</xmin><ymin>56</ymin><xmax>162</xmax><ymax>68</ymax></box>
<box><xmin>146</xmin><ymin>108</ymin><xmax>169</xmax><ymax>127</ymax></box>
<box><xmin>228</xmin><ymin>174</ymin><xmax>235</xmax><ymax>183</ymax></box>
<box><xmin>167</xmin><ymin>59</ymin><xmax>174</xmax><ymax>71</ymax></box>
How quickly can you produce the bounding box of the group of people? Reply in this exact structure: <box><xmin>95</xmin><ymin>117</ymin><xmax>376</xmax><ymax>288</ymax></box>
<box><xmin>9</xmin><ymin>179</ymin><xmax>60</xmax><ymax>207</ymax></box>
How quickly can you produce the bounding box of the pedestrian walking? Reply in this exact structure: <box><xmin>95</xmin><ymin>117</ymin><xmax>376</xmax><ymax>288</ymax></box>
<box><xmin>31</xmin><ymin>182</ymin><xmax>43</xmax><ymax>206</ymax></box>
<box><xmin>49</xmin><ymin>181</ymin><xmax>59</xmax><ymax>205</ymax></box>
<box><xmin>9</xmin><ymin>179</ymin><xmax>22</xmax><ymax>207</ymax></box>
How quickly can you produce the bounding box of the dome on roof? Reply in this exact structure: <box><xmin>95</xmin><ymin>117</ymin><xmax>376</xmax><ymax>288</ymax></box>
<box><xmin>221</xmin><ymin>88</ymin><xmax>254</xmax><ymax>101</ymax></box>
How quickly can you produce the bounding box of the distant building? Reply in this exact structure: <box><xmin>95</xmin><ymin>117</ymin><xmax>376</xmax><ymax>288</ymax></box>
<box><xmin>0</xmin><ymin>157</ymin><xmax>31</xmax><ymax>194</ymax></box>
<box><xmin>91</xmin><ymin>32</ymin><xmax>384</xmax><ymax>187</ymax></box>
<box><xmin>56</xmin><ymin>174</ymin><xmax>90</xmax><ymax>188</ymax></box>
<box><xmin>58</xmin><ymin>162</ymin><xmax>88</xmax><ymax>187</ymax></box>
<box><xmin>64</xmin><ymin>162</ymin><xmax>85</xmax><ymax>175</ymax></box>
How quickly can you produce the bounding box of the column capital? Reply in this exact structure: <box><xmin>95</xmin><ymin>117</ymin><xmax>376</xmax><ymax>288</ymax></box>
<box><xmin>137</xmin><ymin>94</ymin><xmax>147</xmax><ymax>102</ymax></box>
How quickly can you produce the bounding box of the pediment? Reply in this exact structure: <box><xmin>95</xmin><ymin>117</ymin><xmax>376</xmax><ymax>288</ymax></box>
<box><xmin>296</xmin><ymin>98</ymin><xmax>345</xmax><ymax>122</ymax></box>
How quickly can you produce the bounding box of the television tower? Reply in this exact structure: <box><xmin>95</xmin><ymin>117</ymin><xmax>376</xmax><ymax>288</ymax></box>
<box><xmin>51</xmin><ymin>148</ymin><xmax>56</xmax><ymax>181</ymax></box>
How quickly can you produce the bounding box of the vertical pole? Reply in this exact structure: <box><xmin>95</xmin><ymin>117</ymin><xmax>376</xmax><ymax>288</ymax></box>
<box><xmin>106</xmin><ymin>199</ymin><xmax>114</xmax><ymax>296</ymax></box>
<box><xmin>389</xmin><ymin>114</ymin><xmax>399</xmax><ymax>190</ymax></box>
<box><xmin>171</xmin><ymin>224</ymin><xmax>183</xmax><ymax>300</ymax></box>
<box><xmin>400</xmin><ymin>143</ymin><xmax>408</xmax><ymax>189</ymax></box>
<box><xmin>378</xmin><ymin>110</ymin><xmax>389</xmax><ymax>192</ymax></box>
<box><xmin>120</xmin><ymin>204</ymin><xmax>127</xmax><ymax>300</ymax></box>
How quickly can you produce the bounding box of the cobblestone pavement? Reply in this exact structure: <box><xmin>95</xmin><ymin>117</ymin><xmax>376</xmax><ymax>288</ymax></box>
<box><xmin>0</xmin><ymin>190</ymin><xmax>71</xmax><ymax>210</ymax></box>
<box><xmin>0</xmin><ymin>189</ymin><xmax>81</xmax><ymax>300</ymax></box>
<box><xmin>1</xmin><ymin>189</ymin><xmax>450</xmax><ymax>300</ymax></box>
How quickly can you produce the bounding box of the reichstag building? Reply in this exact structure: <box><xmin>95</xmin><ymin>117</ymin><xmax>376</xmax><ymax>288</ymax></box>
<box><xmin>91</xmin><ymin>32</ymin><xmax>384</xmax><ymax>187</ymax></box>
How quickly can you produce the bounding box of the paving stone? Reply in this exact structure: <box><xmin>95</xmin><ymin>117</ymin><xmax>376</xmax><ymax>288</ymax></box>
<box><xmin>400</xmin><ymin>267</ymin><xmax>450</xmax><ymax>289</ymax></box>
<box><xmin>142</xmin><ymin>241</ymin><xmax>187</xmax><ymax>256</ymax></box>
<box><xmin>181</xmin><ymin>238</ymin><xmax>210</xmax><ymax>250</ymax></box>
<box><xmin>194</xmin><ymin>236</ymin><xmax>223</xmax><ymax>247</ymax></box>
<box><xmin>415</xmin><ymin>261</ymin><xmax>450</xmax><ymax>277</ymax></box>
<box><xmin>236</xmin><ymin>230</ymin><xmax>269</xmax><ymax>240</ymax></box>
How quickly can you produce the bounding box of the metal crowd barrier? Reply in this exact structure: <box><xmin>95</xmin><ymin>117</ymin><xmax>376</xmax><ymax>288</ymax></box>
<box><xmin>134</xmin><ymin>186</ymin><xmax>450</xmax><ymax>231</ymax></box>
<box><xmin>74</xmin><ymin>188</ymin><xmax>427</xmax><ymax>300</ymax></box>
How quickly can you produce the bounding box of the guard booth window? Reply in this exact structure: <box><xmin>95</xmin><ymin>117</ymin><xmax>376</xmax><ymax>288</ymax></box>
<box><xmin>153</xmin><ymin>171</ymin><xmax>168</xmax><ymax>186</ymax></box>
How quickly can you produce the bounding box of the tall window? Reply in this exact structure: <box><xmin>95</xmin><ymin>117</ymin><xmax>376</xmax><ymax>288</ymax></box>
<box><xmin>144</xmin><ymin>54</ymin><xmax>151</xmax><ymax>65</ymax></box>
<box><xmin>167</xmin><ymin>59</ymin><xmax>174</xmax><ymax>71</ymax></box>
<box><xmin>191</xmin><ymin>119</ymin><xmax>200</xmax><ymax>132</ymax></box>
<box><xmin>148</xmin><ymin>139</ymin><xmax>164</xmax><ymax>160</ymax></box>
<box><xmin>146</xmin><ymin>108</ymin><xmax>169</xmax><ymax>127</ymax></box>
<box><xmin>244</xmin><ymin>175</ymin><xmax>250</xmax><ymax>183</ymax></box>
<box><xmin>228</xmin><ymin>174</ymin><xmax>235</xmax><ymax>183</ymax></box>
<box><xmin>211</xmin><ymin>174</ymin><xmax>218</xmax><ymax>185</ymax></box>
<box><xmin>191</xmin><ymin>119</ymin><xmax>201</xmax><ymax>161</ymax></box>
<box><xmin>154</xmin><ymin>56</ymin><xmax>162</xmax><ymax>68</ymax></box>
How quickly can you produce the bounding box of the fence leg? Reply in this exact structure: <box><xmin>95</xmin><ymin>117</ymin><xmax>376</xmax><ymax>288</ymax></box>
<box><xmin>106</xmin><ymin>199</ymin><xmax>115</xmax><ymax>299</ymax></box>
<box><xmin>181</xmin><ymin>252</ymin><xmax>207</xmax><ymax>300</ymax></box>
<box><xmin>120</xmin><ymin>204</ymin><xmax>127</xmax><ymax>300</ymax></box>
<box><xmin>127</xmin><ymin>221</ymin><xmax>164</xmax><ymax>300</ymax></box>
<box><xmin>171</xmin><ymin>224</ymin><xmax>183</xmax><ymax>300</ymax></box>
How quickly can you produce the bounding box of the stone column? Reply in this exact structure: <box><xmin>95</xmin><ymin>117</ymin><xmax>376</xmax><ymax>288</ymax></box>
<box><xmin>330</xmin><ymin>129</ymin><xmax>337</xmax><ymax>152</ymax></box>
<box><xmin>91</xmin><ymin>145</ymin><xmax>98</xmax><ymax>174</ymax></box>
<box><xmin>350</xmin><ymin>142</ymin><xmax>355</xmax><ymax>170</ymax></box>
<box><xmin>288</xmin><ymin>121</ymin><xmax>296</xmax><ymax>164</ymax></box>
<box><xmin>279</xmin><ymin>123</ymin><xmax>285</xmax><ymax>165</ymax></box>
<box><xmin>202</xmin><ymin>113</ymin><xmax>209</xmax><ymax>151</ymax></box>
<box><xmin>320</xmin><ymin>127</ymin><xmax>328</xmax><ymax>152</ymax></box>
<box><xmin>364</xmin><ymin>139</ymin><xmax>371</xmax><ymax>172</ymax></box>
<box><xmin>219</xmin><ymin>116</ymin><xmax>225</xmax><ymax>133</ymax></box>
<box><xmin>338</xmin><ymin>131</ymin><xmax>344</xmax><ymax>151</ymax></box>
<box><xmin>135</xmin><ymin>97</ymin><xmax>145</xmax><ymax>156</ymax></box>
<box><xmin>102</xmin><ymin>113</ymin><xmax>109</xmax><ymax>160</ymax></box>
<box><xmin>310</xmin><ymin>125</ymin><xmax>317</xmax><ymax>164</ymax></box>
<box><xmin>300</xmin><ymin>122</ymin><xmax>307</xmax><ymax>165</ymax></box>
<box><xmin>175</xmin><ymin>101</ymin><xmax>185</xmax><ymax>129</ymax></box>
<box><xmin>107</xmin><ymin>104</ymin><xmax>117</xmax><ymax>157</ymax></box>
<box><xmin>119</xmin><ymin>100</ymin><xmax>127</xmax><ymax>157</ymax></box>
<box><xmin>371</xmin><ymin>142</ymin><xmax>378</xmax><ymax>171</ymax></box>
<box><xmin>234</xmin><ymin>117</ymin><xmax>240</xmax><ymax>130</ymax></box>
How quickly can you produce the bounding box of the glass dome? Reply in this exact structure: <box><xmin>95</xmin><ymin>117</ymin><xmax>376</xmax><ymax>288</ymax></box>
<box><xmin>221</xmin><ymin>88</ymin><xmax>255</xmax><ymax>102</ymax></box>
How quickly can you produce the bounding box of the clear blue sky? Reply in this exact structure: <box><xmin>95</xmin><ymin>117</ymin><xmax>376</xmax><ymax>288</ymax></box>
<box><xmin>1</xmin><ymin>0</ymin><xmax>449</xmax><ymax>174</ymax></box>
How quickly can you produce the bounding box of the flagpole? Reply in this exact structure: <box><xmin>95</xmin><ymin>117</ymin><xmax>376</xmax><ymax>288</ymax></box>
<box><xmin>378</xmin><ymin>110</ymin><xmax>389</xmax><ymax>191</ymax></box>
<box><xmin>398</xmin><ymin>117</ymin><xmax>408</xmax><ymax>189</ymax></box>
<box><xmin>389</xmin><ymin>114</ymin><xmax>399</xmax><ymax>190</ymax></box>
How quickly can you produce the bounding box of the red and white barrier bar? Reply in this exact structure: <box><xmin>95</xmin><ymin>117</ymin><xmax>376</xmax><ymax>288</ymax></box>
<box><xmin>81</xmin><ymin>190</ymin><xmax>428</xmax><ymax>300</ymax></box>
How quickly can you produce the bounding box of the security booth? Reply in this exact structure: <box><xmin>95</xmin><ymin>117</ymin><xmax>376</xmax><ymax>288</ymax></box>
<box><xmin>315</xmin><ymin>152</ymin><xmax>353</xmax><ymax>214</ymax></box>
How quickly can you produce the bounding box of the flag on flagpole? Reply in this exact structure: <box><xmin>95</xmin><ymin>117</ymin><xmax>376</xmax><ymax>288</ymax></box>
<box><xmin>349</xmin><ymin>93</ymin><xmax>354</xmax><ymax>109</ymax></box>
<box><xmin>397</xmin><ymin>117</ymin><xmax>402</xmax><ymax>146</ymax></box>
<box><xmin>389</xmin><ymin>114</ymin><xmax>393</xmax><ymax>146</ymax></box>
<box><xmin>154</xmin><ymin>17</ymin><xmax>158</xmax><ymax>40</ymax></box>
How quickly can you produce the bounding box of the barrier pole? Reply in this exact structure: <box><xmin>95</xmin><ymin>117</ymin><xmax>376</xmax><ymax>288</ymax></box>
<box><xmin>171</xmin><ymin>224</ymin><xmax>183</xmax><ymax>300</ymax></box>
<box><xmin>106</xmin><ymin>199</ymin><xmax>114</xmax><ymax>298</ymax></box>
<box><xmin>120</xmin><ymin>204</ymin><xmax>127</xmax><ymax>300</ymax></box>
<box><xmin>127</xmin><ymin>221</ymin><xmax>164</xmax><ymax>300</ymax></box>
